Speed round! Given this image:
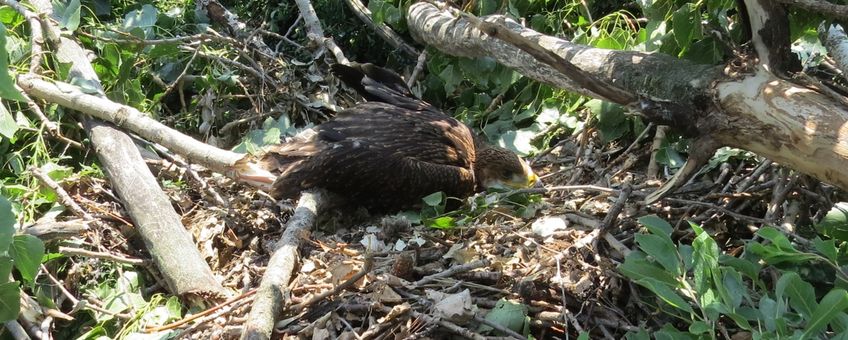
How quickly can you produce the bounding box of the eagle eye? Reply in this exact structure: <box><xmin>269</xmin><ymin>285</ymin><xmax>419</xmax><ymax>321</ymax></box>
<box><xmin>501</xmin><ymin>170</ymin><xmax>513</xmax><ymax>179</ymax></box>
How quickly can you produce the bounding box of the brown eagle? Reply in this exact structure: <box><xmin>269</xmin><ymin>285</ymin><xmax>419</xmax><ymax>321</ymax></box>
<box><xmin>236</xmin><ymin>63</ymin><xmax>537</xmax><ymax>211</ymax></box>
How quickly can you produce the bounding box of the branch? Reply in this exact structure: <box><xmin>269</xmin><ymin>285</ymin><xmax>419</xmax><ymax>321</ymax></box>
<box><xmin>742</xmin><ymin>0</ymin><xmax>798</xmax><ymax>73</ymax></box>
<box><xmin>775</xmin><ymin>0</ymin><xmax>848</xmax><ymax>20</ymax></box>
<box><xmin>293</xmin><ymin>0</ymin><xmax>350</xmax><ymax>64</ymax></box>
<box><xmin>406</xmin><ymin>2</ymin><xmax>718</xmax><ymax>112</ymax></box>
<box><xmin>342</xmin><ymin>0</ymin><xmax>419</xmax><ymax>57</ymax></box>
<box><xmin>241</xmin><ymin>190</ymin><xmax>329</xmax><ymax>340</ymax></box>
<box><xmin>16</xmin><ymin>75</ymin><xmax>244</xmax><ymax>174</ymax></box>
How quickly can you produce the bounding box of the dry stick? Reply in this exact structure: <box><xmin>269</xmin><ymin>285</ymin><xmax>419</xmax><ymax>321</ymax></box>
<box><xmin>646</xmin><ymin>125</ymin><xmax>668</xmax><ymax>180</ymax></box>
<box><xmin>197</xmin><ymin>0</ymin><xmax>273</xmax><ymax>55</ymax></box>
<box><xmin>16</xmin><ymin>76</ymin><xmax>244</xmax><ymax>174</ymax></box>
<box><xmin>377</xmin><ymin>305</ymin><xmax>487</xmax><ymax>340</ymax></box>
<box><xmin>241</xmin><ymin>190</ymin><xmax>328</xmax><ymax>340</ymax></box>
<box><xmin>413</xmin><ymin>259</ymin><xmax>490</xmax><ymax>287</ymax></box>
<box><xmin>3</xmin><ymin>321</ymin><xmax>30</xmax><ymax>340</ymax></box>
<box><xmin>58</xmin><ymin>246</ymin><xmax>147</xmax><ymax>266</ymax></box>
<box><xmin>764</xmin><ymin>173</ymin><xmax>799</xmax><ymax>223</ymax></box>
<box><xmin>664</xmin><ymin>198</ymin><xmax>767</xmax><ymax>224</ymax></box>
<box><xmin>23</xmin><ymin>220</ymin><xmax>87</xmax><ymax>241</ymax></box>
<box><xmin>293</xmin><ymin>0</ymin><xmax>349</xmax><ymax>64</ymax></box>
<box><xmin>145</xmin><ymin>289</ymin><xmax>258</xmax><ymax>333</ymax></box>
<box><xmin>30</xmin><ymin>168</ymin><xmax>92</xmax><ymax>220</ymax></box>
<box><xmin>408</xmin><ymin>51</ymin><xmax>429</xmax><ymax>89</ymax></box>
<box><xmin>358</xmin><ymin>304</ymin><xmax>410</xmax><ymax>340</ymax></box>
<box><xmin>342</xmin><ymin>0</ymin><xmax>419</xmax><ymax>57</ymax></box>
<box><xmin>145</xmin><ymin>141</ymin><xmax>228</xmax><ymax>207</ymax></box>
<box><xmin>291</xmin><ymin>256</ymin><xmax>374</xmax><ymax>313</ymax></box>
<box><xmin>39</xmin><ymin>264</ymin><xmax>122</xmax><ymax>322</ymax></box>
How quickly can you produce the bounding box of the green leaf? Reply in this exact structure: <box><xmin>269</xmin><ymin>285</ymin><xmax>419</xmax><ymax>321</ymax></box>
<box><xmin>688</xmin><ymin>321</ymin><xmax>711</xmax><ymax>334</ymax></box>
<box><xmin>720</xmin><ymin>268</ymin><xmax>745</xmax><ymax>310</ymax></box>
<box><xmin>427</xmin><ymin>216</ymin><xmax>455</xmax><ymax>229</ymax></box>
<box><xmin>637</xmin><ymin>215</ymin><xmax>673</xmax><ymax>237</ymax></box>
<box><xmin>719</xmin><ymin>255</ymin><xmax>761</xmax><ymax>282</ymax></box>
<box><xmin>55</xmin><ymin>0</ymin><xmax>81</xmax><ymax>31</ymax></box>
<box><xmin>818</xmin><ymin>202</ymin><xmax>848</xmax><ymax>242</ymax></box>
<box><xmin>479</xmin><ymin>299</ymin><xmax>529</xmax><ymax>335</ymax></box>
<box><xmin>122</xmin><ymin>4</ymin><xmax>158</xmax><ymax>39</ymax></box>
<box><xmin>619</xmin><ymin>256</ymin><xmax>678</xmax><ymax>286</ymax></box>
<box><xmin>691</xmin><ymin>223</ymin><xmax>719</xmax><ymax>296</ymax></box>
<box><xmin>0</xmin><ymin>195</ymin><xmax>14</xmax><ymax>253</ymax></box>
<box><xmin>672</xmin><ymin>3</ymin><xmax>700</xmax><ymax>48</ymax></box>
<box><xmin>422</xmin><ymin>192</ymin><xmax>445</xmax><ymax>207</ymax></box>
<box><xmin>9</xmin><ymin>235</ymin><xmax>44</xmax><ymax>283</ymax></box>
<box><xmin>0</xmin><ymin>256</ymin><xmax>11</xmax><ymax>284</ymax></box>
<box><xmin>0</xmin><ymin>281</ymin><xmax>19</xmax><ymax>322</ymax></box>
<box><xmin>814</xmin><ymin>238</ymin><xmax>838</xmax><ymax>263</ymax></box>
<box><xmin>586</xmin><ymin>99</ymin><xmax>626</xmax><ymax>142</ymax></box>
<box><xmin>634</xmin><ymin>234</ymin><xmax>680</xmax><ymax>275</ymax></box>
<box><xmin>776</xmin><ymin>272</ymin><xmax>817</xmax><ymax>319</ymax></box>
<box><xmin>635</xmin><ymin>277</ymin><xmax>693</xmax><ymax>313</ymax></box>
<box><xmin>803</xmin><ymin>289</ymin><xmax>848</xmax><ymax>338</ymax></box>
<box><xmin>0</xmin><ymin>23</ymin><xmax>24</xmax><ymax>102</ymax></box>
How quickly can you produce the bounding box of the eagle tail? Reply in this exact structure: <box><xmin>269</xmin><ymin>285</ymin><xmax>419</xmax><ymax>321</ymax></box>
<box><xmin>331</xmin><ymin>63</ymin><xmax>433</xmax><ymax>111</ymax></box>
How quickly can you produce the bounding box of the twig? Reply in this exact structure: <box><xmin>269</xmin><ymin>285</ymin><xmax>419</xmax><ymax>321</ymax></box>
<box><xmin>58</xmin><ymin>246</ymin><xmax>147</xmax><ymax>266</ymax></box>
<box><xmin>377</xmin><ymin>305</ymin><xmax>486</xmax><ymax>340</ymax></box>
<box><xmin>414</xmin><ymin>259</ymin><xmax>489</xmax><ymax>287</ymax></box>
<box><xmin>145</xmin><ymin>141</ymin><xmax>229</xmax><ymax>207</ymax></box>
<box><xmin>408</xmin><ymin>51</ymin><xmax>429</xmax><ymax>89</ymax></box>
<box><xmin>359</xmin><ymin>304</ymin><xmax>409</xmax><ymax>340</ymax></box>
<box><xmin>293</xmin><ymin>0</ymin><xmax>349</xmax><ymax>64</ymax></box>
<box><xmin>145</xmin><ymin>289</ymin><xmax>257</xmax><ymax>333</ymax></box>
<box><xmin>290</xmin><ymin>256</ymin><xmax>374</xmax><ymax>313</ymax></box>
<box><xmin>342</xmin><ymin>0</ymin><xmax>419</xmax><ymax>57</ymax></box>
<box><xmin>30</xmin><ymin>168</ymin><xmax>92</xmax><ymax>220</ymax></box>
<box><xmin>473</xmin><ymin>315</ymin><xmax>525</xmax><ymax>340</ymax></box>
<box><xmin>599</xmin><ymin>181</ymin><xmax>633</xmax><ymax>232</ymax></box>
<box><xmin>3</xmin><ymin>321</ymin><xmax>31</xmax><ymax>340</ymax></box>
<box><xmin>663</xmin><ymin>198</ymin><xmax>767</xmax><ymax>224</ymax></box>
<box><xmin>646</xmin><ymin>125</ymin><xmax>668</xmax><ymax>180</ymax></box>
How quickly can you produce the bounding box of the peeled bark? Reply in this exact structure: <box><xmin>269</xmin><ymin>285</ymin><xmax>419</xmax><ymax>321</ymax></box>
<box><xmin>406</xmin><ymin>3</ymin><xmax>848</xmax><ymax>193</ymax></box>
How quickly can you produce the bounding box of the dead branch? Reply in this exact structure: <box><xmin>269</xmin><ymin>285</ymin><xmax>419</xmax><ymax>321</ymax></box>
<box><xmin>342</xmin><ymin>0</ymin><xmax>419</xmax><ymax>57</ymax></box>
<box><xmin>241</xmin><ymin>189</ymin><xmax>328</xmax><ymax>340</ymax></box>
<box><xmin>15</xmin><ymin>76</ymin><xmax>244</xmax><ymax>174</ymax></box>
<box><xmin>293</xmin><ymin>0</ymin><xmax>349</xmax><ymax>64</ymax></box>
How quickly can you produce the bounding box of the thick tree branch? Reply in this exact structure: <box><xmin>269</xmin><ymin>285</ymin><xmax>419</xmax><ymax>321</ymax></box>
<box><xmin>407</xmin><ymin>2</ymin><xmax>848</xmax><ymax>196</ymax></box>
<box><xmin>742</xmin><ymin>0</ymin><xmax>798</xmax><ymax>74</ymax></box>
<box><xmin>775</xmin><ymin>0</ymin><xmax>848</xmax><ymax>20</ymax></box>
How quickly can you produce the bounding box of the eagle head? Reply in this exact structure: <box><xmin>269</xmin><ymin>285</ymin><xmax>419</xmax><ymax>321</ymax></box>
<box><xmin>474</xmin><ymin>145</ymin><xmax>539</xmax><ymax>190</ymax></box>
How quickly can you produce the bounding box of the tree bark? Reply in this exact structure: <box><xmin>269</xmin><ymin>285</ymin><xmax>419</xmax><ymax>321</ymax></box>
<box><xmin>406</xmin><ymin>3</ymin><xmax>848</xmax><ymax>193</ymax></box>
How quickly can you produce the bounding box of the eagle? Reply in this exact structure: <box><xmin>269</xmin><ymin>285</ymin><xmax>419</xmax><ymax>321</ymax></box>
<box><xmin>235</xmin><ymin>63</ymin><xmax>538</xmax><ymax>211</ymax></box>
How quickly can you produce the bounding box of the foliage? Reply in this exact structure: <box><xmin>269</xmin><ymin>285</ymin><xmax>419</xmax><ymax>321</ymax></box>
<box><xmin>620</xmin><ymin>215</ymin><xmax>848</xmax><ymax>338</ymax></box>
<box><xmin>0</xmin><ymin>195</ymin><xmax>45</xmax><ymax>322</ymax></box>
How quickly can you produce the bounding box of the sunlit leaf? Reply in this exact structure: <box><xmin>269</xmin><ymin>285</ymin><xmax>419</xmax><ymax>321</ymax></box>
<box><xmin>9</xmin><ymin>235</ymin><xmax>45</xmax><ymax>283</ymax></box>
<box><xmin>0</xmin><ymin>281</ymin><xmax>20</xmax><ymax>322</ymax></box>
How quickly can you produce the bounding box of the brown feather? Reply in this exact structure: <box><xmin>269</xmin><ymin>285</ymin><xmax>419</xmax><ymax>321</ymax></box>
<box><xmin>238</xmin><ymin>63</ymin><xmax>537</xmax><ymax>211</ymax></box>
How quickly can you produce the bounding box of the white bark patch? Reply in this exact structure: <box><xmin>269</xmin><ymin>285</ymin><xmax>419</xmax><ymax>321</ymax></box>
<box><xmin>820</xmin><ymin>23</ymin><xmax>848</xmax><ymax>75</ymax></box>
<box><xmin>715</xmin><ymin>69</ymin><xmax>848</xmax><ymax>188</ymax></box>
